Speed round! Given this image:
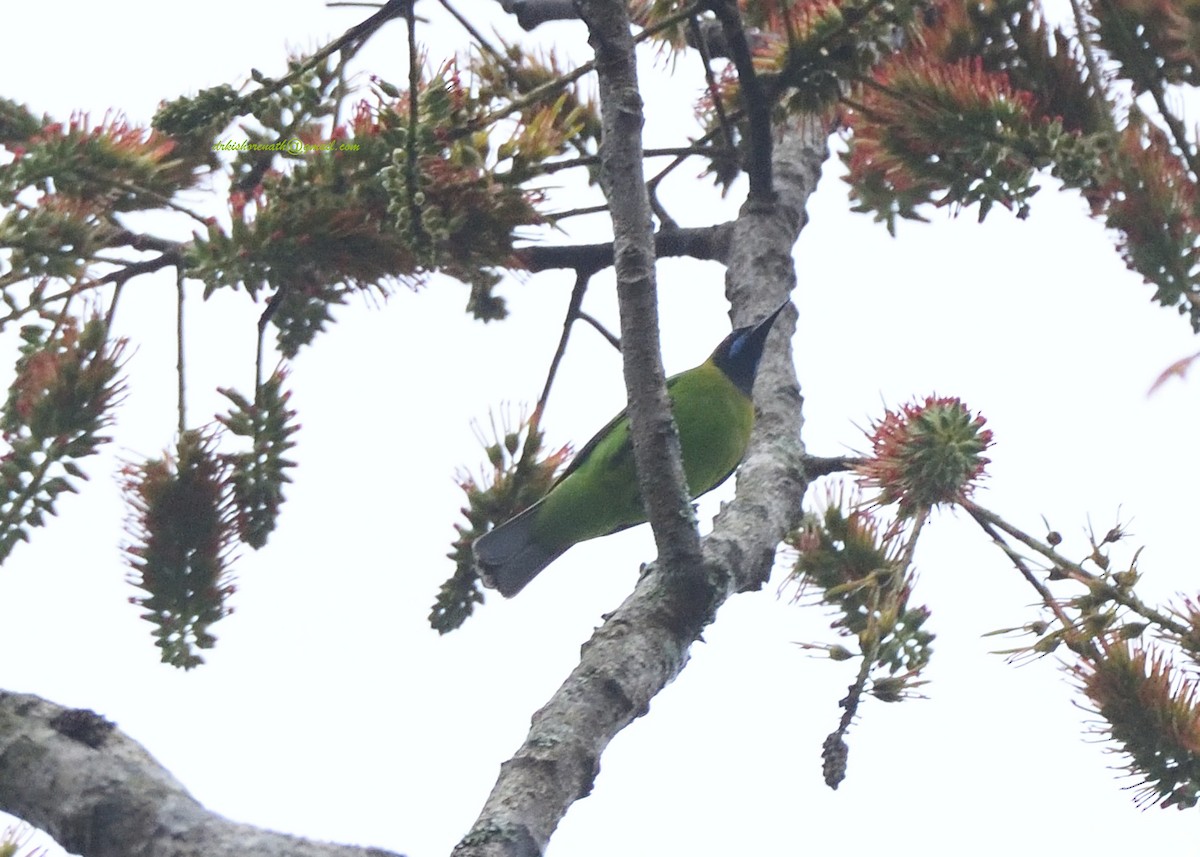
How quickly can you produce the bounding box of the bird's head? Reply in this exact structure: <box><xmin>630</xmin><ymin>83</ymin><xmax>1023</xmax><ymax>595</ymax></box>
<box><xmin>710</xmin><ymin>300</ymin><xmax>789</xmax><ymax>396</ymax></box>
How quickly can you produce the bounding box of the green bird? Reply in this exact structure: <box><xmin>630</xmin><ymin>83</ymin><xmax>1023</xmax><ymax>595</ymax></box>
<box><xmin>474</xmin><ymin>301</ymin><xmax>788</xmax><ymax>597</ymax></box>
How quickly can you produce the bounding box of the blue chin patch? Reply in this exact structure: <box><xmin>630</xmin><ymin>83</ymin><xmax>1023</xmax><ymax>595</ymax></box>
<box><xmin>728</xmin><ymin>334</ymin><xmax>748</xmax><ymax>362</ymax></box>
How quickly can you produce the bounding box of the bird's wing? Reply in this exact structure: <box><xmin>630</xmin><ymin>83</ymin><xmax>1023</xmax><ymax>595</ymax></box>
<box><xmin>550</xmin><ymin>370</ymin><xmax>686</xmax><ymax>487</ymax></box>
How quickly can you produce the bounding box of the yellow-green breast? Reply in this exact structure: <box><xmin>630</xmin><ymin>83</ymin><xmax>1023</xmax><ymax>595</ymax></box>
<box><xmin>530</xmin><ymin>358</ymin><xmax>754</xmax><ymax>551</ymax></box>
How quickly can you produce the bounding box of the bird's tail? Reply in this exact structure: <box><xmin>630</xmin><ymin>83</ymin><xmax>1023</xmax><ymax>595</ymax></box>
<box><xmin>473</xmin><ymin>502</ymin><xmax>566</xmax><ymax>597</ymax></box>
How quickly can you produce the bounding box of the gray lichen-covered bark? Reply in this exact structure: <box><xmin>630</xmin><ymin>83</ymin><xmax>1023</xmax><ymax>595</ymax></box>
<box><xmin>0</xmin><ymin>691</ymin><xmax>401</xmax><ymax>857</ymax></box>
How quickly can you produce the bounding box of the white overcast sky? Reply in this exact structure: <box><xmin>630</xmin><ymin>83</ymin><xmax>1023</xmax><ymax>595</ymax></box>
<box><xmin>2</xmin><ymin>2</ymin><xmax>1198</xmax><ymax>855</ymax></box>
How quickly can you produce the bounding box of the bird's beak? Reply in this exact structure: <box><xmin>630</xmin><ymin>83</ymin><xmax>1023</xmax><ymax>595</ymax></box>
<box><xmin>758</xmin><ymin>300</ymin><xmax>788</xmax><ymax>332</ymax></box>
<box><xmin>745</xmin><ymin>299</ymin><xmax>789</xmax><ymax>348</ymax></box>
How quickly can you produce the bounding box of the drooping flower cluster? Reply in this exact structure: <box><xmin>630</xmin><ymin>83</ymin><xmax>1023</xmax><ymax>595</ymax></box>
<box><xmin>0</xmin><ymin>35</ymin><xmax>607</xmax><ymax>663</ymax></box>
<box><xmin>835</xmin><ymin>0</ymin><xmax>1200</xmax><ymax>327</ymax></box>
<box><xmin>122</xmin><ymin>431</ymin><xmax>238</xmax><ymax>670</ymax></box>
<box><xmin>786</xmin><ymin>486</ymin><xmax>935</xmax><ymax>678</ymax></box>
<box><xmin>120</xmin><ymin>372</ymin><xmax>300</xmax><ymax>667</ymax></box>
<box><xmin>0</xmin><ymin>317</ymin><xmax>126</xmax><ymax>563</ymax></box>
<box><xmin>785</xmin><ymin>483</ymin><xmax>935</xmax><ymax>788</ymax></box>
<box><xmin>1097</xmin><ymin>110</ymin><xmax>1200</xmax><ymax>318</ymax></box>
<box><xmin>431</xmin><ymin>408</ymin><xmax>569</xmax><ymax>633</ymax></box>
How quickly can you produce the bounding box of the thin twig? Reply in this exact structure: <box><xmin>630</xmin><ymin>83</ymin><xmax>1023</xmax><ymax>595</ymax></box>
<box><xmin>527</xmin><ymin>273</ymin><xmax>590</xmax><ymax>446</ymax></box>
<box><xmin>552</xmin><ymin>203</ymin><xmax>610</xmax><ymax>220</ymax></box>
<box><xmin>176</xmin><ymin>268</ymin><xmax>186</xmax><ymax>435</ymax></box>
<box><xmin>467</xmin><ymin>0</ymin><xmax>706</xmax><ymax>134</ymax></box>
<box><xmin>801</xmin><ymin>455</ymin><xmax>862</xmax><ymax>477</ymax></box>
<box><xmin>258</xmin><ymin>0</ymin><xmax>411</xmax><ymax>99</ymax></box>
<box><xmin>104</xmin><ymin>179</ymin><xmax>211</xmax><ymax>225</ymax></box>
<box><xmin>0</xmin><ymin>252</ymin><xmax>181</xmax><ymax>329</ymax></box>
<box><xmin>1146</xmin><ymin>83</ymin><xmax>1200</xmax><ymax>181</ymax></box>
<box><xmin>438</xmin><ymin>0</ymin><xmax>509</xmax><ymax>66</ymax></box>
<box><xmin>94</xmin><ymin>252</ymin><xmax>183</xmax><ymax>288</ymax></box>
<box><xmin>963</xmin><ymin>499</ymin><xmax>1191</xmax><ymax>637</ymax></box>
<box><xmin>689</xmin><ymin>14</ymin><xmax>736</xmax><ymax>157</ymax></box>
<box><xmin>965</xmin><ymin>503</ymin><xmax>1076</xmax><ymax>631</ymax></box>
<box><xmin>104</xmin><ymin>280</ymin><xmax>125</xmax><ymax>331</ymax></box>
<box><xmin>521</xmin><ymin>145</ymin><xmax>731</xmax><ymax>179</ymax></box>
<box><xmin>577</xmin><ymin>311</ymin><xmax>621</xmax><ymax>349</ymax></box>
<box><xmin>405</xmin><ymin>2</ymin><xmax>426</xmax><ymax>244</ymax></box>
<box><xmin>825</xmin><ymin>512</ymin><xmax>927</xmax><ymax>786</ymax></box>
<box><xmin>647</xmin><ymin>110</ymin><xmax>744</xmax><ymax>194</ymax></box>
<box><xmin>255</xmin><ymin>287</ymin><xmax>289</xmax><ymax>405</ymax></box>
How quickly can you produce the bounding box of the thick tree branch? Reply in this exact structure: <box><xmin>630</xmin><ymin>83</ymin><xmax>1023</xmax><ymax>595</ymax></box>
<box><xmin>714</xmin><ymin>115</ymin><xmax>827</xmax><ymax>594</ymax></box>
<box><xmin>802</xmin><ymin>454</ymin><xmax>861</xmax><ymax>478</ymax></box>
<box><xmin>496</xmin><ymin>0</ymin><xmax>579</xmax><ymax>30</ymax></box>
<box><xmin>0</xmin><ymin>691</ymin><xmax>399</xmax><ymax>857</ymax></box>
<box><xmin>451</xmin><ymin>114</ymin><xmax>829</xmax><ymax>857</ymax></box>
<box><xmin>516</xmin><ymin>225</ymin><xmax>731</xmax><ymax>274</ymax></box>
<box><xmin>706</xmin><ymin>0</ymin><xmax>775</xmax><ymax>201</ymax></box>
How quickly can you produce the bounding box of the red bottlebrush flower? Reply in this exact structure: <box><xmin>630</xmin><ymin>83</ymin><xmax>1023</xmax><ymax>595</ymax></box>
<box><xmin>857</xmin><ymin>395</ymin><xmax>993</xmax><ymax>515</ymax></box>
<box><xmin>350</xmin><ymin>99</ymin><xmax>380</xmax><ymax>137</ymax></box>
<box><xmin>1097</xmin><ymin>112</ymin><xmax>1200</xmax><ymax>316</ymax></box>
<box><xmin>229</xmin><ymin>189</ymin><xmax>248</xmax><ymax>220</ymax></box>
<box><xmin>1109</xmin><ymin>116</ymin><xmax>1199</xmax><ymax>241</ymax></box>
<box><xmin>0</xmin><ymin>318</ymin><xmax>127</xmax><ymax>563</ymax></box>
<box><xmin>914</xmin><ymin>0</ymin><xmax>985</xmax><ymax>61</ymax></box>
<box><xmin>13</xmin><ymin>111</ymin><xmax>191</xmax><ymax>212</ymax></box>
<box><xmin>11</xmin><ymin>350</ymin><xmax>62</xmax><ymax>425</ymax></box>
<box><xmin>740</xmin><ymin>0</ymin><xmax>847</xmax><ymax>43</ymax></box>
<box><xmin>5</xmin><ymin>317</ymin><xmax>127</xmax><ymax>443</ymax></box>
<box><xmin>843</xmin><ymin>54</ymin><xmax>1049</xmax><ymax>228</ymax></box>
<box><xmin>1074</xmin><ymin>642</ymin><xmax>1200</xmax><ymax>808</ymax></box>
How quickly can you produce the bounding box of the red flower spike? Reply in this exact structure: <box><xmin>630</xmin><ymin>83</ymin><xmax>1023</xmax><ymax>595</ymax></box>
<box><xmin>1074</xmin><ymin>642</ymin><xmax>1200</xmax><ymax>809</ymax></box>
